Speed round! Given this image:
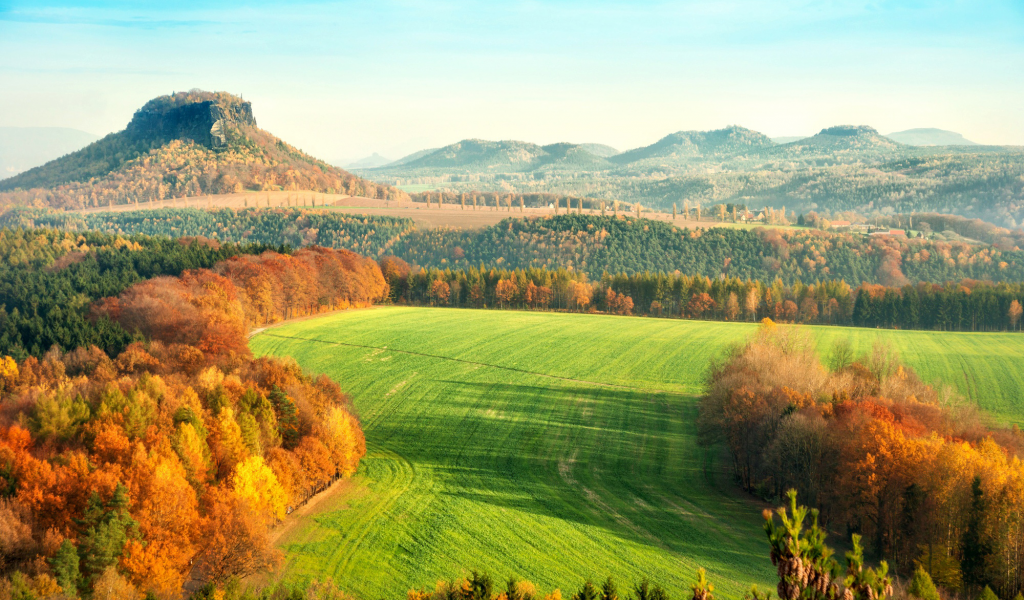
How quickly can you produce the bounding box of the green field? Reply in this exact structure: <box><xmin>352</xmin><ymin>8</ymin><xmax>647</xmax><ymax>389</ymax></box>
<box><xmin>250</xmin><ymin>308</ymin><xmax>1024</xmax><ymax>599</ymax></box>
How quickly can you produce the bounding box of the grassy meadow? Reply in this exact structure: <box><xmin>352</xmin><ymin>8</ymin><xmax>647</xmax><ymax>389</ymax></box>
<box><xmin>250</xmin><ymin>307</ymin><xmax>1024</xmax><ymax>599</ymax></box>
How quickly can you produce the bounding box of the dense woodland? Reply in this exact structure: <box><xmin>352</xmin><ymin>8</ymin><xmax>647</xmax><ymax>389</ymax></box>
<box><xmin>11</xmin><ymin>209</ymin><xmax>1024</xmax><ymax>286</ymax></box>
<box><xmin>385</xmin><ymin>215</ymin><xmax>1024</xmax><ymax>284</ymax></box>
<box><xmin>699</xmin><ymin>322</ymin><xmax>1024</xmax><ymax>599</ymax></box>
<box><xmin>0</xmin><ymin>245</ymin><xmax>387</xmax><ymax>599</ymax></box>
<box><xmin>3</xmin><ymin>208</ymin><xmax>416</xmax><ymax>261</ymax></box>
<box><xmin>0</xmin><ymin>228</ymin><xmax>279</xmax><ymax>359</ymax></box>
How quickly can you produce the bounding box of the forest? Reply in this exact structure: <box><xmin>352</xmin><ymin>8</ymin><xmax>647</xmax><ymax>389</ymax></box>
<box><xmin>2</xmin><ymin>208</ymin><xmax>417</xmax><ymax>261</ymax></box>
<box><xmin>9</xmin><ymin>209</ymin><xmax>1024</xmax><ymax>286</ymax></box>
<box><xmin>0</xmin><ymin>228</ymin><xmax>282</xmax><ymax>360</ymax></box>
<box><xmin>0</xmin><ymin>243</ymin><xmax>388</xmax><ymax>599</ymax></box>
<box><xmin>380</xmin><ymin>259</ymin><xmax>1024</xmax><ymax>332</ymax></box>
<box><xmin>698</xmin><ymin>321</ymin><xmax>1024</xmax><ymax>599</ymax></box>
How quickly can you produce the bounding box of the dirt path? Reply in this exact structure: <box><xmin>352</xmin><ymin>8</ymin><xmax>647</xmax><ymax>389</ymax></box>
<box><xmin>247</xmin><ymin>306</ymin><xmax>377</xmax><ymax>339</ymax></box>
<box><xmin>268</xmin><ymin>477</ymin><xmax>356</xmax><ymax>545</ymax></box>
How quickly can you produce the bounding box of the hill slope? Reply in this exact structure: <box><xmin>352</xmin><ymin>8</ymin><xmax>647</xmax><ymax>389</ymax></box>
<box><xmin>0</xmin><ymin>126</ymin><xmax>100</xmax><ymax>177</ymax></box>
<box><xmin>0</xmin><ymin>89</ymin><xmax>405</xmax><ymax>209</ymax></box>
<box><xmin>610</xmin><ymin>126</ymin><xmax>775</xmax><ymax>164</ymax></box>
<box><xmin>886</xmin><ymin>128</ymin><xmax>978</xmax><ymax>146</ymax></box>
<box><xmin>773</xmin><ymin>125</ymin><xmax>902</xmax><ymax>156</ymax></box>
<box><xmin>252</xmin><ymin>307</ymin><xmax>1024</xmax><ymax>598</ymax></box>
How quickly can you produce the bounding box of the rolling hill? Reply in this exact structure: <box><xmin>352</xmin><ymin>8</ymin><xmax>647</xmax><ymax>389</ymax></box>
<box><xmin>773</xmin><ymin>125</ymin><xmax>902</xmax><ymax>155</ymax></box>
<box><xmin>609</xmin><ymin>125</ymin><xmax>775</xmax><ymax>165</ymax></box>
<box><xmin>342</xmin><ymin>152</ymin><xmax>393</xmax><ymax>169</ymax></box>
<box><xmin>578</xmin><ymin>143</ymin><xmax>620</xmax><ymax>157</ymax></box>
<box><xmin>0</xmin><ymin>89</ymin><xmax>405</xmax><ymax>209</ymax></box>
<box><xmin>0</xmin><ymin>126</ymin><xmax>100</xmax><ymax>178</ymax></box>
<box><xmin>886</xmin><ymin>128</ymin><xmax>978</xmax><ymax>146</ymax></box>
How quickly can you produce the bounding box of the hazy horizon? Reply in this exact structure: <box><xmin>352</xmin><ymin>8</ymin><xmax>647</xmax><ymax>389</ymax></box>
<box><xmin>2</xmin><ymin>0</ymin><xmax>1022</xmax><ymax>162</ymax></box>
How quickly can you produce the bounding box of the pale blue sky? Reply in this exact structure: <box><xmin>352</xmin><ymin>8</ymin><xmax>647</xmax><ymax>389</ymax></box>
<box><xmin>1</xmin><ymin>0</ymin><xmax>1022</xmax><ymax>161</ymax></box>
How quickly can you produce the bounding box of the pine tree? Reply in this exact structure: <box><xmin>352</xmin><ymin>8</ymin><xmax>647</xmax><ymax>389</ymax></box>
<box><xmin>978</xmin><ymin>587</ymin><xmax>999</xmax><ymax>600</ymax></box>
<box><xmin>601</xmin><ymin>577</ymin><xmax>618</xmax><ymax>600</ymax></box>
<box><xmin>269</xmin><ymin>386</ymin><xmax>300</xmax><ymax>449</ymax></box>
<box><xmin>506</xmin><ymin>577</ymin><xmax>523</xmax><ymax>600</ymax></box>
<box><xmin>77</xmin><ymin>483</ymin><xmax>138</xmax><ymax>584</ymax></box>
<box><xmin>961</xmin><ymin>477</ymin><xmax>992</xmax><ymax>591</ymax></box>
<box><xmin>572</xmin><ymin>581</ymin><xmax>599</xmax><ymax>600</ymax></box>
<box><xmin>50</xmin><ymin>539</ymin><xmax>82</xmax><ymax>596</ymax></box>
<box><xmin>467</xmin><ymin>571</ymin><xmax>493</xmax><ymax>600</ymax></box>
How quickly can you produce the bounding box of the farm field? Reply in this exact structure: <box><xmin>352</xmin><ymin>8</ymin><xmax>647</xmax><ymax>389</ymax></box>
<box><xmin>250</xmin><ymin>308</ymin><xmax>1024</xmax><ymax>599</ymax></box>
<box><xmin>75</xmin><ymin>187</ymin><xmax>788</xmax><ymax>230</ymax></box>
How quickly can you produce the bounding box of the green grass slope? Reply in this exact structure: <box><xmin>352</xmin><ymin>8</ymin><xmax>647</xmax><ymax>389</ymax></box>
<box><xmin>250</xmin><ymin>308</ymin><xmax>1024</xmax><ymax>599</ymax></box>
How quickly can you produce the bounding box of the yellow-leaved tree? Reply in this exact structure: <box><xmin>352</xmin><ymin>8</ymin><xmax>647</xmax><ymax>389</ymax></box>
<box><xmin>232</xmin><ymin>456</ymin><xmax>287</xmax><ymax>523</ymax></box>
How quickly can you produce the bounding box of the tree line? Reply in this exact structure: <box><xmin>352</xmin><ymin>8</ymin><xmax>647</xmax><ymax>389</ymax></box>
<box><xmin>0</xmin><ymin>245</ymin><xmax>388</xmax><ymax>599</ymax></box>
<box><xmin>698</xmin><ymin>321</ymin><xmax>1024</xmax><ymax>600</ymax></box>
<box><xmin>380</xmin><ymin>259</ymin><xmax>1024</xmax><ymax>332</ymax></box>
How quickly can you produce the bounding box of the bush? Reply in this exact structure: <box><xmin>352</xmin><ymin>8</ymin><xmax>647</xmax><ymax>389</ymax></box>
<box><xmin>907</xmin><ymin>568</ymin><xmax>940</xmax><ymax>600</ymax></box>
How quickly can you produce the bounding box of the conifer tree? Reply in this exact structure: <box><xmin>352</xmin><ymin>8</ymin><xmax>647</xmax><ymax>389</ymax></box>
<box><xmin>77</xmin><ymin>483</ymin><xmax>138</xmax><ymax>584</ymax></box>
<box><xmin>602</xmin><ymin>577</ymin><xmax>618</xmax><ymax>600</ymax></box>
<box><xmin>467</xmin><ymin>571</ymin><xmax>493</xmax><ymax>600</ymax></box>
<box><xmin>269</xmin><ymin>386</ymin><xmax>300</xmax><ymax>449</ymax></box>
<box><xmin>962</xmin><ymin>477</ymin><xmax>992</xmax><ymax>591</ymax></box>
<box><xmin>506</xmin><ymin>577</ymin><xmax>523</xmax><ymax>600</ymax></box>
<box><xmin>573</xmin><ymin>581</ymin><xmax>599</xmax><ymax>600</ymax></box>
<box><xmin>50</xmin><ymin>539</ymin><xmax>82</xmax><ymax>596</ymax></box>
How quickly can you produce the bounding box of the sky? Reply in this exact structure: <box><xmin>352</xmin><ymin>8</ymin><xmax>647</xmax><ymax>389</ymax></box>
<box><xmin>1</xmin><ymin>0</ymin><xmax>1023</xmax><ymax>162</ymax></box>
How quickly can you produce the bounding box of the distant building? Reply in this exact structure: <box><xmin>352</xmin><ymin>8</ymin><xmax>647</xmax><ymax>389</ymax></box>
<box><xmin>829</xmin><ymin>220</ymin><xmax>851</xmax><ymax>228</ymax></box>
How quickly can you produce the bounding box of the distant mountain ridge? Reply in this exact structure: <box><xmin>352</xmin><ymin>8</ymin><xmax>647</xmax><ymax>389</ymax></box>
<box><xmin>0</xmin><ymin>89</ymin><xmax>404</xmax><ymax>209</ymax></box>
<box><xmin>396</xmin><ymin>139</ymin><xmax>613</xmax><ymax>173</ymax></box>
<box><xmin>342</xmin><ymin>153</ymin><xmax>392</xmax><ymax>169</ymax></box>
<box><xmin>886</xmin><ymin>128</ymin><xmax>977</xmax><ymax>146</ymax></box>
<box><xmin>374</xmin><ymin>124</ymin><xmax>908</xmax><ymax>175</ymax></box>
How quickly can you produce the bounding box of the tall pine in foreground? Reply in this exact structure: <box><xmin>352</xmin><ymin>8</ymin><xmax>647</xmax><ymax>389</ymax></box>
<box><xmin>961</xmin><ymin>477</ymin><xmax>992</xmax><ymax>592</ymax></box>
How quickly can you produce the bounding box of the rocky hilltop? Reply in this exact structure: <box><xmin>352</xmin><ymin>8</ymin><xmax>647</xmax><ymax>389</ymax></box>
<box><xmin>126</xmin><ymin>90</ymin><xmax>256</xmax><ymax>148</ymax></box>
<box><xmin>0</xmin><ymin>89</ymin><xmax>407</xmax><ymax>209</ymax></box>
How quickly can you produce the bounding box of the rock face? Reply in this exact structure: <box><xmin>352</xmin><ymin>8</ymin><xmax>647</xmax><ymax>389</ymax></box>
<box><xmin>126</xmin><ymin>99</ymin><xmax>256</xmax><ymax>148</ymax></box>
